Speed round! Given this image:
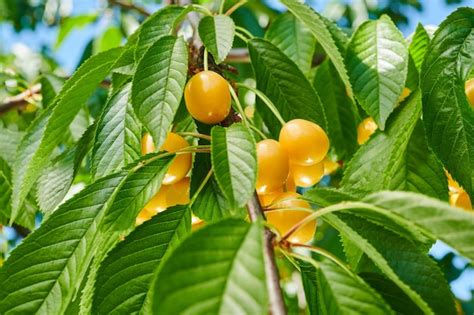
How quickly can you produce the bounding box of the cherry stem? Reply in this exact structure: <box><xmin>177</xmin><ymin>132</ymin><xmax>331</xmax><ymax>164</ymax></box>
<box><xmin>234</xmin><ymin>32</ymin><xmax>248</xmax><ymax>43</ymax></box>
<box><xmin>235</xmin><ymin>25</ymin><xmax>253</xmax><ymax>39</ymax></box>
<box><xmin>280</xmin><ymin>201</ymin><xmax>386</xmax><ymax>242</ymax></box>
<box><xmin>177</xmin><ymin>132</ymin><xmax>212</xmax><ymax>141</ymax></box>
<box><xmin>289</xmin><ymin>243</ymin><xmax>353</xmax><ymax>275</ymax></box>
<box><xmin>219</xmin><ymin>0</ymin><xmax>225</xmax><ymax>14</ymax></box>
<box><xmin>228</xmin><ymin>83</ymin><xmax>249</xmax><ymax>128</ymax></box>
<box><xmin>225</xmin><ymin>0</ymin><xmax>247</xmax><ymax>16</ymax></box>
<box><xmin>248</xmin><ymin>124</ymin><xmax>267</xmax><ymax>140</ymax></box>
<box><xmin>204</xmin><ymin>48</ymin><xmax>209</xmax><ymax>71</ymax></box>
<box><xmin>189</xmin><ymin>170</ymin><xmax>213</xmax><ymax>207</ymax></box>
<box><xmin>236</xmin><ymin>83</ymin><xmax>286</xmax><ymax>126</ymax></box>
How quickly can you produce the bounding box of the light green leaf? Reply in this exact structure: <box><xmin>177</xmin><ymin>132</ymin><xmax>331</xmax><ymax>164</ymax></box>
<box><xmin>248</xmin><ymin>38</ymin><xmax>327</xmax><ymax>137</ymax></box>
<box><xmin>11</xmin><ymin>47</ymin><xmax>123</xmax><ymax>221</ymax></box>
<box><xmin>211</xmin><ymin>124</ymin><xmax>256</xmax><ymax>208</ymax></box>
<box><xmin>40</xmin><ymin>74</ymin><xmax>64</xmax><ymax>108</ymax></box>
<box><xmin>199</xmin><ymin>15</ymin><xmax>235</xmax><ymax>64</ymax></box>
<box><xmin>93</xmin><ymin>206</ymin><xmax>191</xmax><ymax>314</ymax></box>
<box><xmin>0</xmin><ymin>172</ymin><xmax>128</xmax><ymax>314</ymax></box>
<box><xmin>364</xmin><ymin>191</ymin><xmax>474</xmax><ymax>262</ymax></box>
<box><xmin>346</xmin><ymin>15</ymin><xmax>408</xmax><ymax>130</ymax></box>
<box><xmin>101</xmin><ymin>154</ymin><xmax>174</xmax><ymax>232</ymax></box>
<box><xmin>131</xmin><ymin>36</ymin><xmax>188</xmax><ymax>149</ymax></box>
<box><xmin>150</xmin><ymin>219</ymin><xmax>268</xmax><ymax>314</ymax></box>
<box><xmin>55</xmin><ymin>14</ymin><xmax>97</xmax><ymax>49</ymax></box>
<box><xmin>420</xmin><ymin>8</ymin><xmax>474</xmax><ymax>197</ymax></box>
<box><xmin>313</xmin><ymin>60</ymin><xmax>359</xmax><ymax>159</ymax></box>
<box><xmin>409</xmin><ymin>23</ymin><xmax>430</xmax><ymax>71</ymax></box>
<box><xmin>37</xmin><ymin>122</ymin><xmax>97</xmax><ymax>213</ymax></box>
<box><xmin>265</xmin><ymin>12</ymin><xmax>315</xmax><ymax>74</ymax></box>
<box><xmin>0</xmin><ymin>127</ymin><xmax>23</xmax><ymax>167</ymax></box>
<box><xmin>341</xmin><ymin>90</ymin><xmax>448</xmax><ymax>200</ymax></box>
<box><xmin>94</xmin><ymin>26</ymin><xmax>123</xmax><ymax>53</ymax></box>
<box><xmin>326</xmin><ymin>213</ymin><xmax>456</xmax><ymax>315</ymax></box>
<box><xmin>280</xmin><ymin>0</ymin><xmax>353</xmax><ymax>98</ymax></box>
<box><xmin>92</xmin><ymin>82</ymin><xmax>141</xmax><ymax>180</ymax></box>
<box><xmin>300</xmin><ymin>259</ymin><xmax>394</xmax><ymax>315</ymax></box>
<box><xmin>135</xmin><ymin>5</ymin><xmax>189</xmax><ymax>62</ymax></box>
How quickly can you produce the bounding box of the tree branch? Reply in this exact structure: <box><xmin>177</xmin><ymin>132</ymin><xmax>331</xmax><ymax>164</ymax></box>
<box><xmin>0</xmin><ymin>84</ymin><xmax>41</xmax><ymax>114</ymax></box>
<box><xmin>247</xmin><ymin>193</ymin><xmax>287</xmax><ymax>315</ymax></box>
<box><xmin>108</xmin><ymin>0</ymin><xmax>150</xmax><ymax>17</ymax></box>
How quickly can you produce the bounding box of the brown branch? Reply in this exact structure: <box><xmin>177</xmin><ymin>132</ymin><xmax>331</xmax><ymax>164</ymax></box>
<box><xmin>247</xmin><ymin>193</ymin><xmax>287</xmax><ymax>315</ymax></box>
<box><xmin>108</xmin><ymin>0</ymin><xmax>150</xmax><ymax>17</ymax></box>
<box><xmin>0</xmin><ymin>84</ymin><xmax>41</xmax><ymax>114</ymax></box>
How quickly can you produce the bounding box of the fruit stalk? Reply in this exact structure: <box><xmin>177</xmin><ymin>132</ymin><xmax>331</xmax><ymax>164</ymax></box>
<box><xmin>247</xmin><ymin>193</ymin><xmax>286</xmax><ymax>315</ymax></box>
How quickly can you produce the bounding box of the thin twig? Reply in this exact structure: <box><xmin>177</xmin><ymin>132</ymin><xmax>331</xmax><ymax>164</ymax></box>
<box><xmin>108</xmin><ymin>0</ymin><xmax>150</xmax><ymax>16</ymax></box>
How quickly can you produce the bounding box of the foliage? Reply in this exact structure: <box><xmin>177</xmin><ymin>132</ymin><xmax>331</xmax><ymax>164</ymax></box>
<box><xmin>0</xmin><ymin>0</ymin><xmax>473</xmax><ymax>314</ymax></box>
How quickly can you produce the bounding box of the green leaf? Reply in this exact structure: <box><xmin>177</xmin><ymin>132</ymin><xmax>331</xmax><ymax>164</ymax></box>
<box><xmin>101</xmin><ymin>154</ymin><xmax>174</xmax><ymax>232</ymax></box>
<box><xmin>131</xmin><ymin>36</ymin><xmax>188</xmax><ymax>149</ymax></box>
<box><xmin>300</xmin><ymin>259</ymin><xmax>394</xmax><ymax>315</ymax></box>
<box><xmin>134</xmin><ymin>5</ymin><xmax>189</xmax><ymax>62</ymax></box>
<box><xmin>313</xmin><ymin>60</ymin><xmax>359</xmax><ymax>159</ymax></box>
<box><xmin>93</xmin><ymin>206</ymin><xmax>191</xmax><ymax>314</ymax></box>
<box><xmin>40</xmin><ymin>74</ymin><xmax>64</xmax><ymax>108</ymax></box>
<box><xmin>0</xmin><ymin>127</ymin><xmax>23</xmax><ymax>167</ymax></box>
<box><xmin>211</xmin><ymin>124</ymin><xmax>256</xmax><ymax>208</ymax></box>
<box><xmin>341</xmin><ymin>90</ymin><xmax>448</xmax><ymax>200</ymax></box>
<box><xmin>11</xmin><ymin>47</ymin><xmax>123</xmax><ymax>221</ymax></box>
<box><xmin>0</xmin><ymin>158</ymin><xmax>11</xmax><ymax>223</ymax></box>
<box><xmin>150</xmin><ymin>219</ymin><xmax>268</xmax><ymax>314</ymax></box>
<box><xmin>364</xmin><ymin>191</ymin><xmax>474</xmax><ymax>262</ymax></box>
<box><xmin>346</xmin><ymin>15</ymin><xmax>408</xmax><ymax>130</ymax></box>
<box><xmin>409</xmin><ymin>23</ymin><xmax>430</xmax><ymax>71</ymax></box>
<box><xmin>0</xmin><ymin>172</ymin><xmax>128</xmax><ymax>314</ymax></box>
<box><xmin>37</xmin><ymin>122</ymin><xmax>97</xmax><ymax>213</ymax></box>
<box><xmin>248</xmin><ymin>38</ymin><xmax>327</xmax><ymax>137</ymax></box>
<box><xmin>199</xmin><ymin>15</ymin><xmax>235</xmax><ymax>64</ymax></box>
<box><xmin>420</xmin><ymin>8</ymin><xmax>474</xmax><ymax>197</ymax></box>
<box><xmin>94</xmin><ymin>26</ymin><xmax>123</xmax><ymax>53</ymax></box>
<box><xmin>326</xmin><ymin>213</ymin><xmax>456</xmax><ymax>315</ymax></box>
<box><xmin>265</xmin><ymin>12</ymin><xmax>315</xmax><ymax>74</ymax></box>
<box><xmin>92</xmin><ymin>82</ymin><xmax>141</xmax><ymax>179</ymax></box>
<box><xmin>280</xmin><ymin>0</ymin><xmax>353</xmax><ymax>98</ymax></box>
<box><xmin>55</xmin><ymin>14</ymin><xmax>97</xmax><ymax>49</ymax></box>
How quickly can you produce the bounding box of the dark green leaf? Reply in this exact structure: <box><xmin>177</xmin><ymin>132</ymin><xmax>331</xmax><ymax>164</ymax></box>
<box><xmin>93</xmin><ymin>206</ymin><xmax>191</xmax><ymax>314</ymax></box>
<box><xmin>131</xmin><ymin>35</ymin><xmax>188</xmax><ymax>149</ymax></box>
<box><xmin>265</xmin><ymin>12</ymin><xmax>315</xmax><ymax>74</ymax></box>
<box><xmin>248</xmin><ymin>38</ymin><xmax>327</xmax><ymax>137</ymax></box>
<box><xmin>150</xmin><ymin>219</ymin><xmax>268</xmax><ymax>314</ymax></box>
<box><xmin>420</xmin><ymin>8</ymin><xmax>474</xmax><ymax>197</ymax></box>
<box><xmin>92</xmin><ymin>82</ymin><xmax>141</xmax><ymax>179</ymax></box>
<box><xmin>346</xmin><ymin>15</ymin><xmax>408</xmax><ymax>130</ymax></box>
<box><xmin>199</xmin><ymin>15</ymin><xmax>235</xmax><ymax>64</ymax></box>
<box><xmin>211</xmin><ymin>124</ymin><xmax>256</xmax><ymax>208</ymax></box>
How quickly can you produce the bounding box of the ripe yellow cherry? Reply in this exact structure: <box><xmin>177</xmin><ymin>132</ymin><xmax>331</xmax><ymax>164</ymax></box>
<box><xmin>290</xmin><ymin>161</ymin><xmax>324</xmax><ymax>188</ymax></box>
<box><xmin>279</xmin><ymin>119</ymin><xmax>329</xmax><ymax>166</ymax></box>
<box><xmin>144</xmin><ymin>185</ymin><xmax>170</xmax><ymax>214</ymax></box>
<box><xmin>256</xmin><ymin>139</ymin><xmax>290</xmax><ymax>194</ymax></box>
<box><xmin>323</xmin><ymin>158</ymin><xmax>339</xmax><ymax>175</ymax></box>
<box><xmin>466</xmin><ymin>79</ymin><xmax>474</xmax><ymax>107</ymax></box>
<box><xmin>446</xmin><ymin>172</ymin><xmax>461</xmax><ymax>193</ymax></box>
<box><xmin>258</xmin><ymin>187</ymin><xmax>284</xmax><ymax>208</ymax></box>
<box><xmin>450</xmin><ymin>191</ymin><xmax>472</xmax><ymax>211</ymax></box>
<box><xmin>357</xmin><ymin>117</ymin><xmax>378</xmax><ymax>145</ymax></box>
<box><xmin>141</xmin><ymin>133</ymin><xmax>192</xmax><ymax>185</ymax></box>
<box><xmin>141</xmin><ymin>133</ymin><xmax>155</xmax><ymax>155</ymax></box>
<box><xmin>266</xmin><ymin>192</ymin><xmax>316</xmax><ymax>244</ymax></box>
<box><xmin>398</xmin><ymin>87</ymin><xmax>412</xmax><ymax>104</ymax></box>
<box><xmin>184</xmin><ymin>71</ymin><xmax>231</xmax><ymax>124</ymax></box>
<box><xmin>136</xmin><ymin>209</ymin><xmax>153</xmax><ymax>225</ymax></box>
<box><xmin>166</xmin><ymin>177</ymin><xmax>190</xmax><ymax>206</ymax></box>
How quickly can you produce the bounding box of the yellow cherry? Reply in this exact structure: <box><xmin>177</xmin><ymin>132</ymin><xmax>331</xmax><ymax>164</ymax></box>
<box><xmin>184</xmin><ymin>71</ymin><xmax>231</xmax><ymax>124</ymax></box>
<box><xmin>450</xmin><ymin>191</ymin><xmax>472</xmax><ymax>211</ymax></box>
<box><xmin>323</xmin><ymin>158</ymin><xmax>339</xmax><ymax>175</ymax></box>
<box><xmin>357</xmin><ymin>117</ymin><xmax>378</xmax><ymax>145</ymax></box>
<box><xmin>141</xmin><ymin>133</ymin><xmax>155</xmax><ymax>155</ymax></box>
<box><xmin>466</xmin><ymin>78</ymin><xmax>474</xmax><ymax>107</ymax></box>
<box><xmin>258</xmin><ymin>187</ymin><xmax>284</xmax><ymax>208</ymax></box>
<box><xmin>166</xmin><ymin>177</ymin><xmax>190</xmax><ymax>207</ymax></box>
<box><xmin>279</xmin><ymin>119</ymin><xmax>329</xmax><ymax>165</ymax></box>
<box><xmin>144</xmin><ymin>185</ymin><xmax>169</xmax><ymax>214</ymax></box>
<box><xmin>290</xmin><ymin>161</ymin><xmax>324</xmax><ymax>188</ymax></box>
<box><xmin>398</xmin><ymin>87</ymin><xmax>412</xmax><ymax>104</ymax></box>
<box><xmin>266</xmin><ymin>192</ymin><xmax>316</xmax><ymax>244</ymax></box>
<box><xmin>256</xmin><ymin>139</ymin><xmax>290</xmax><ymax>194</ymax></box>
